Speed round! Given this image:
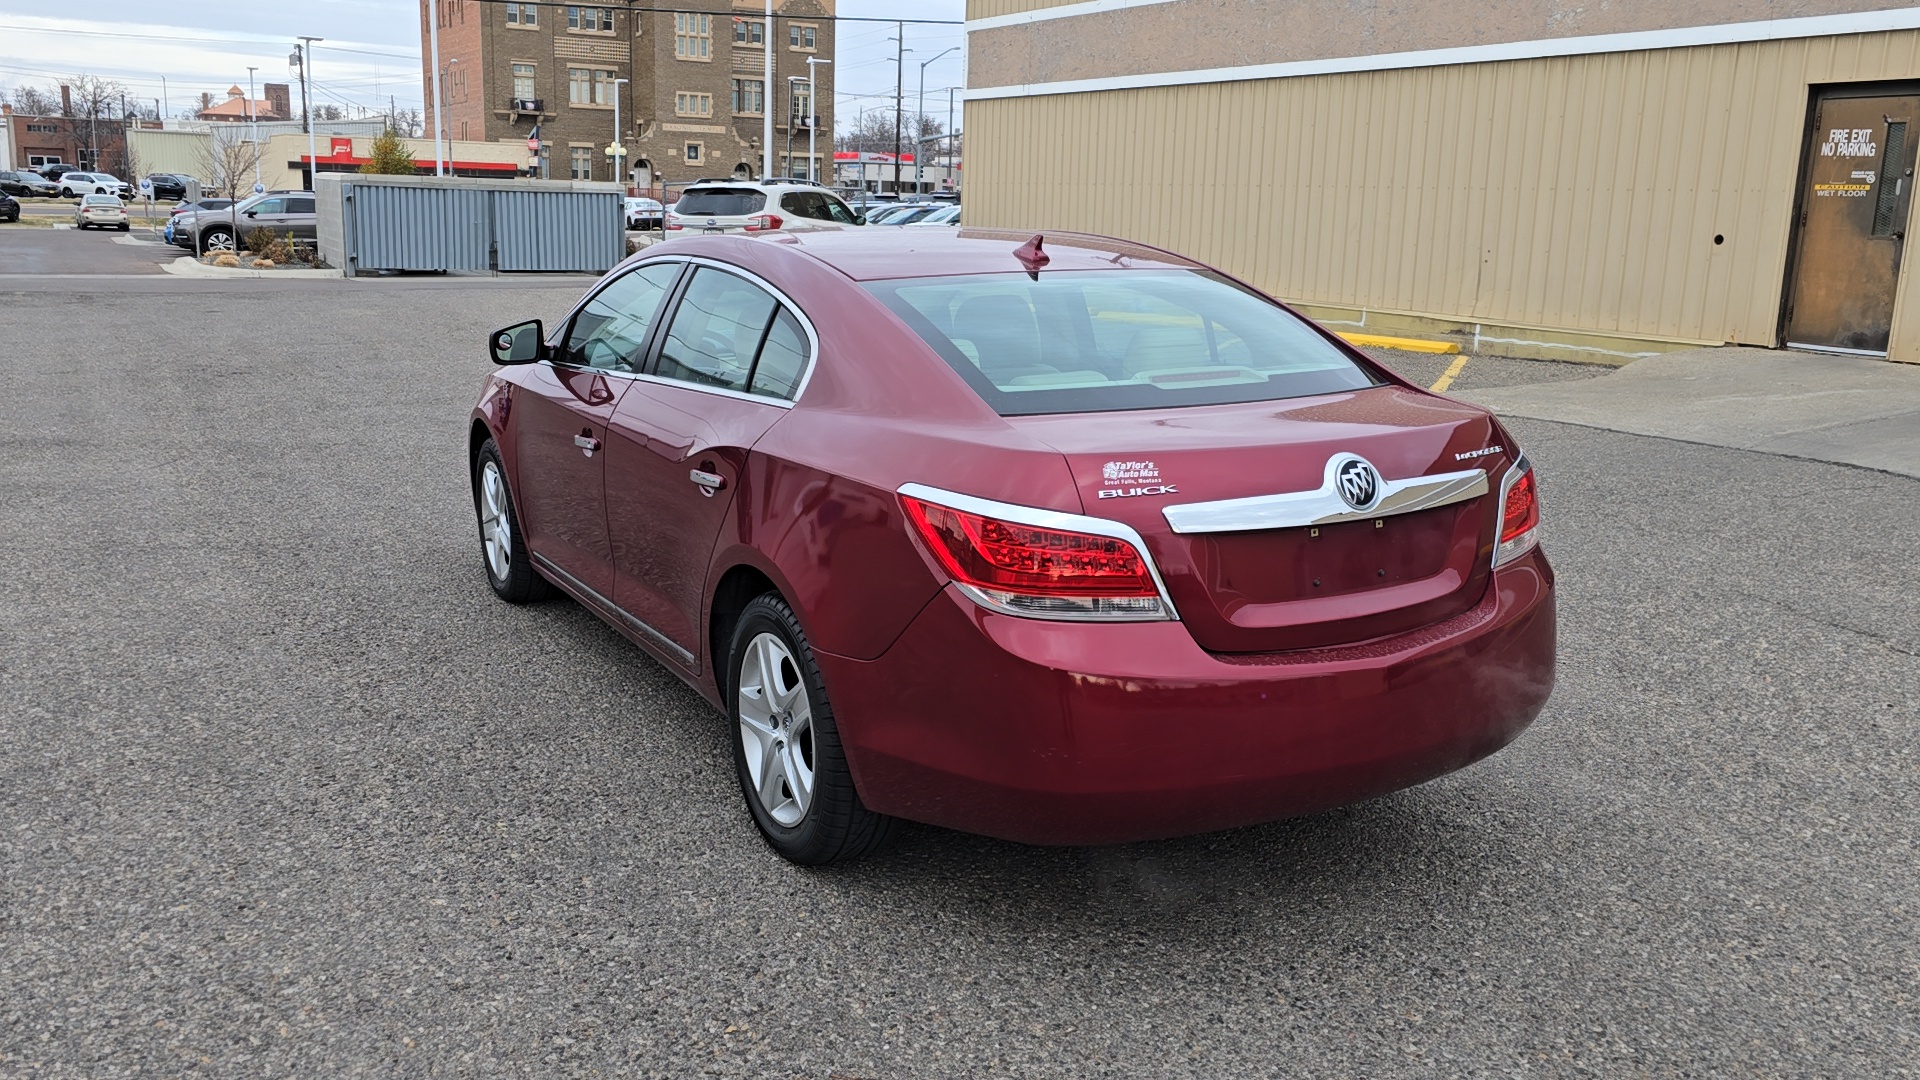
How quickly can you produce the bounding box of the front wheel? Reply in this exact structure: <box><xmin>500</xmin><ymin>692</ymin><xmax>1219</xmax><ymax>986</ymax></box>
<box><xmin>474</xmin><ymin>439</ymin><xmax>553</xmax><ymax>603</ymax></box>
<box><xmin>201</xmin><ymin>227</ymin><xmax>235</xmax><ymax>252</ymax></box>
<box><xmin>730</xmin><ymin>594</ymin><xmax>896</xmax><ymax>865</ymax></box>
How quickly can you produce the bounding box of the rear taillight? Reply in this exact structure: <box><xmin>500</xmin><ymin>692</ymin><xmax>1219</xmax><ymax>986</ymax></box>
<box><xmin>743</xmin><ymin>213</ymin><xmax>784</xmax><ymax>233</ymax></box>
<box><xmin>1492</xmin><ymin>457</ymin><xmax>1539</xmax><ymax>568</ymax></box>
<box><xmin>899</xmin><ymin>487</ymin><xmax>1173</xmax><ymax>621</ymax></box>
<box><xmin>666</xmin><ymin>215</ymin><xmax>683</xmax><ymax>231</ymax></box>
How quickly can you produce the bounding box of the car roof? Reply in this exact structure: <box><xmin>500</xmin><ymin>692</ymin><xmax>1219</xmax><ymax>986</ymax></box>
<box><xmin>737</xmin><ymin>228</ymin><xmax>1208</xmax><ymax>282</ymax></box>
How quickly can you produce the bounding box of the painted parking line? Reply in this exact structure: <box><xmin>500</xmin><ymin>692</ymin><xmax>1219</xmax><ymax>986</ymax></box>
<box><xmin>1429</xmin><ymin>355</ymin><xmax>1470</xmax><ymax>393</ymax></box>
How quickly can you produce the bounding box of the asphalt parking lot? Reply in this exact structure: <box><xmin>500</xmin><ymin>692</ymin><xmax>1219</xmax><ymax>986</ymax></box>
<box><xmin>2</xmin><ymin>228</ymin><xmax>1916</xmax><ymax>1078</ymax></box>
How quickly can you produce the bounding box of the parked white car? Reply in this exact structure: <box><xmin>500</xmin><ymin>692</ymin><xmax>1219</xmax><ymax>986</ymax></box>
<box><xmin>624</xmin><ymin>196</ymin><xmax>665</xmax><ymax>229</ymax></box>
<box><xmin>74</xmin><ymin>193</ymin><xmax>130</xmax><ymax>230</ymax></box>
<box><xmin>666</xmin><ymin>180</ymin><xmax>865</xmax><ymax>234</ymax></box>
<box><xmin>58</xmin><ymin>172</ymin><xmax>132</xmax><ymax>199</ymax></box>
<box><xmin>902</xmin><ymin>204</ymin><xmax>962</xmax><ymax>226</ymax></box>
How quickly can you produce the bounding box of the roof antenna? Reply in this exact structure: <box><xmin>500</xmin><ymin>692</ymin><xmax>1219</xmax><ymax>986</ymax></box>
<box><xmin>1013</xmin><ymin>234</ymin><xmax>1049</xmax><ymax>278</ymax></box>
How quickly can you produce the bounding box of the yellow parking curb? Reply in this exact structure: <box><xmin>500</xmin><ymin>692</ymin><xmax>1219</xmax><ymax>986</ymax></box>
<box><xmin>1337</xmin><ymin>332</ymin><xmax>1462</xmax><ymax>355</ymax></box>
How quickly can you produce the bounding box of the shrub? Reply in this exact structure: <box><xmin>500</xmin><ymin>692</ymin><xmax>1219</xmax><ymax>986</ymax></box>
<box><xmin>211</xmin><ymin>253</ymin><xmax>241</xmax><ymax>268</ymax></box>
<box><xmin>245</xmin><ymin>226</ymin><xmax>278</xmax><ymax>253</ymax></box>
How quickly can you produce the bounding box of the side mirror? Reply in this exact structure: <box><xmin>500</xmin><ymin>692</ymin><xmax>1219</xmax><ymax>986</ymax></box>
<box><xmin>244</xmin><ymin>210</ymin><xmax>258</xmax><ymax>218</ymax></box>
<box><xmin>854</xmin><ymin>213</ymin><xmax>867</xmax><ymax>226</ymax></box>
<box><xmin>490</xmin><ymin>320</ymin><xmax>547</xmax><ymax>365</ymax></box>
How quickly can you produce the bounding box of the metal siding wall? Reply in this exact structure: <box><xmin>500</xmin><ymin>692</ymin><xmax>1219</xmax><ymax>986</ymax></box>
<box><xmin>349</xmin><ymin>184</ymin><xmax>491</xmax><ymax>271</ymax></box>
<box><xmin>493</xmin><ymin>191</ymin><xmax>625</xmax><ymax>272</ymax></box>
<box><xmin>967</xmin><ymin>30</ymin><xmax>1920</xmax><ymax>358</ymax></box>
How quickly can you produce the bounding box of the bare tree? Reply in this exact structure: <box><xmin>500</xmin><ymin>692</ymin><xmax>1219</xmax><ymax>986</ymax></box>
<box><xmin>312</xmin><ymin>104</ymin><xmax>346</xmax><ymax>122</ymax></box>
<box><xmin>8</xmin><ymin>83</ymin><xmax>61</xmax><ymax>116</ymax></box>
<box><xmin>835</xmin><ymin>111</ymin><xmax>943</xmax><ymax>155</ymax></box>
<box><xmin>392</xmin><ymin>108</ymin><xmax>423</xmax><ymax>138</ymax></box>
<box><xmin>61</xmin><ymin>74</ymin><xmax>128</xmax><ymax>171</ymax></box>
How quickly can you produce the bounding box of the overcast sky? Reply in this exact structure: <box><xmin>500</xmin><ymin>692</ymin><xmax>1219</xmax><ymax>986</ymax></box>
<box><xmin>0</xmin><ymin>2</ymin><xmax>966</xmax><ymax>123</ymax></box>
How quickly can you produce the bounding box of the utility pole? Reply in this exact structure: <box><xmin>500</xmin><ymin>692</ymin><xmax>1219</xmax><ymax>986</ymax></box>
<box><xmin>161</xmin><ymin>75</ymin><xmax>169</xmax><ymax>120</ymax></box>
<box><xmin>893</xmin><ymin>23</ymin><xmax>905</xmax><ymax>195</ymax></box>
<box><xmin>297</xmin><ymin>37</ymin><xmax>324</xmax><ymax>190</ymax></box>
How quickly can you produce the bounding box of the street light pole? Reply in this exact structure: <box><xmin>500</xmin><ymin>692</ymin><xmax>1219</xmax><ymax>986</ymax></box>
<box><xmin>246</xmin><ymin>66</ymin><xmax>260</xmax><ymax>191</ymax></box>
<box><xmin>439</xmin><ymin>59</ymin><xmax>459</xmax><ymax>176</ymax></box>
<box><xmin>785</xmin><ymin>76</ymin><xmax>806</xmax><ymax>176</ymax></box>
<box><xmin>762</xmin><ymin>0</ymin><xmax>774</xmax><ymax>180</ymax></box>
<box><xmin>612</xmin><ymin>77</ymin><xmax>629</xmax><ymax>188</ymax></box>
<box><xmin>916</xmin><ymin>46</ymin><xmax>958</xmax><ymax>194</ymax></box>
<box><xmin>806</xmin><ymin>57</ymin><xmax>830</xmax><ymax>183</ymax></box>
<box><xmin>429</xmin><ymin>0</ymin><xmax>444</xmax><ymax>176</ymax></box>
<box><xmin>298</xmin><ymin>36</ymin><xmax>324</xmax><ymax>189</ymax></box>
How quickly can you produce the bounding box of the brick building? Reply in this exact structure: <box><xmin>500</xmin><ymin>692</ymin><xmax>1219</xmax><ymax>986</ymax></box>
<box><xmin>420</xmin><ymin>0</ymin><xmax>835</xmax><ymax>190</ymax></box>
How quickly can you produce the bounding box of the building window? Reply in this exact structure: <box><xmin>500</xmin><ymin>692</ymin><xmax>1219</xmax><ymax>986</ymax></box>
<box><xmin>512</xmin><ymin>63</ymin><xmax>536</xmax><ymax>101</ymax></box>
<box><xmin>675</xmin><ymin>92</ymin><xmax>713</xmax><ymax>118</ymax></box>
<box><xmin>685</xmin><ymin>142</ymin><xmax>703</xmax><ymax>165</ymax></box>
<box><xmin>595</xmin><ymin>69</ymin><xmax>619</xmax><ymax>105</ymax></box>
<box><xmin>789</xmin><ymin>24</ymin><xmax>816</xmax><ymax>50</ymax></box>
<box><xmin>571</xmin><ymin>146</ymin><xmax>594</xmax><ymax>179</ymax></box>
<box><xmin>504</xmin><ymin>3</ymin><xmax>537</xmax><ymax>26</ymax></box>
<box><xmin>731</xmin><ymin>78</ymin><xmax>764</xmax><ymax>116</ymax></box>
<box><xmin>567</xmin><ymin>6</ymin><xmax>612</xmax><ymax>32</ymax></box>
<box><xmin>733</xmin><ymin>19</ymin><xmax>763</xmax><ymax>46</ymax></box>
<box><xmin>568</xmin><ymin>67</ymin><xmax>592</xmax><ymax>104</ymax></box>
<box><xmin>675</xmin><ymin>13</ymin><xmax>711</xmax><ymax>60</ymax></box>
<box><xmin>27</xmin><ymin>123</ymin><xmax>59</xmax><ymax>133</ymax></box>
<box><xmin>790</xmin><ymin>88</ymin><xmax>812</xmax><ymax>127</ymax></box>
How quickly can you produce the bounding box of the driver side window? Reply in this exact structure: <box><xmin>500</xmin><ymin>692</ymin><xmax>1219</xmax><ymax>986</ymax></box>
<box><xmin>562</xmin><ymin>262</ymin><xmax>682</xmax><ymax>371</ymax></box>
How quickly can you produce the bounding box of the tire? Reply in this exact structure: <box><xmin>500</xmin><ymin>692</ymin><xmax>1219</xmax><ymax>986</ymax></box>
<box><xmin>729</xmin><ymin>594</ymin><xmax>897</xmax><ymax>865</ymax></box>
<box><xmin>119</xmin><ymin>223</ymin><xmax>130</xmax><ymax>231</ymax></box>
<box><xmin>473</xmin><ymin>439</ymin><xmax>553</xmax><ymax>603</ymax></box>
<box><xmin>59</xmin><ymin>188</ymin><xmax>73</xmax><ymax>199</ymax></box>
<box><xmin>201</xmin><ymin>227</ymin><xmax>235</xmax><ymax>252</ymax></box>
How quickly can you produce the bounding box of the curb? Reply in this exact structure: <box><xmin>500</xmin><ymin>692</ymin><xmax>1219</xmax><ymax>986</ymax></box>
<box><xmin>1336</xmin><ymin>331</ymin><xmax>1461</xmax><ymax>355</ymax></box>
<box><xmin>164</xmin><ymin>256</ymin><xmax>344</xmax><ymax>280</ymax></box>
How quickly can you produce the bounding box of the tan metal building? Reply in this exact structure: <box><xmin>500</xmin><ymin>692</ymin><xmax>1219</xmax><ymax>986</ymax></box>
<box><xmin>964</xmin><ymin>0</ymin><xmax>1920</xmax><ymax>363</ymax></box>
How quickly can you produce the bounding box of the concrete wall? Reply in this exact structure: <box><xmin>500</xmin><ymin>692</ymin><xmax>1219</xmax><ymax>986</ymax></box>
<box><xmin>964</xmin><ymin>2</ymin><xmax>1920</xmax><ymax>360</ymax></box>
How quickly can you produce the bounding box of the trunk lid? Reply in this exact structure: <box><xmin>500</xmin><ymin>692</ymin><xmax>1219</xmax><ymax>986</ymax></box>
<box><xmin>1011</xmin><ymin>386</ymin><xmax>1515</xmax><ymax>653</ymax></box>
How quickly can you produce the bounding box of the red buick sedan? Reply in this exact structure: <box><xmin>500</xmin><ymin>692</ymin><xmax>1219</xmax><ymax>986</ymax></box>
<box><xmin>470</xmin><ymin>229</ymin><xmax>1554</xmax><ymax>864</ymax></box>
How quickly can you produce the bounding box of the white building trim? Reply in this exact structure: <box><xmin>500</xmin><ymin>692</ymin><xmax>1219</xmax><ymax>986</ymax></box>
<box><xmin>966</xmin><ymin>7</ymin><xmax>1920</xmax><ymax>99</ymax></box>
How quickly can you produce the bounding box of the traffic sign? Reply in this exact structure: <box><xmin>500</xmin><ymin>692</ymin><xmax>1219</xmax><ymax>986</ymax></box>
<box><xmin>253</xmin><ymin>182</ymin><xmax>265</xmax><ymax>195</ymax></box>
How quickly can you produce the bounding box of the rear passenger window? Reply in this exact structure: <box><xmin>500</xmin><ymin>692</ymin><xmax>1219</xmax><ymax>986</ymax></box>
<box><xmin>657</xmin><ymin>269</ymin><xmax>777</xmax><ymax>391</ymax></box>
<box><xmin>750</xmin><ymin>310</ymin><xmax>809</xmax><ymax>398</ymax></box>
<box><xmin>654</xmin><ymin>268</ymin><xmax>811</xmax><ymax>400</ymax></box>
<box><xmin>289</xmin><ymin>197</ymin><xmax>315</xmax><ymax>214</ymax></box>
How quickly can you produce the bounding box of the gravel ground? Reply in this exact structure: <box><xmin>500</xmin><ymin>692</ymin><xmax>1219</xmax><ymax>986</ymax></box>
<box><xmin>1</xmin><ymin>272</ymin><xmax>1915</xmax><ymax>1078</ymax></box>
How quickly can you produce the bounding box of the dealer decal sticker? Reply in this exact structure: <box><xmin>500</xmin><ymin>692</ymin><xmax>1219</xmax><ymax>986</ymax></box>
<box><xmin>1098</xmin><ymin>460</ymin><xmax>1178</xmax><ymax>499</ymax></box>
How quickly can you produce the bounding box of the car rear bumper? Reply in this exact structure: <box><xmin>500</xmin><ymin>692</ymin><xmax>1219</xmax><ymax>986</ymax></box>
<box><xmin>817</xmin><ymin>548</ymin><xmax>1556</xmax><ymax>845</ymax></box>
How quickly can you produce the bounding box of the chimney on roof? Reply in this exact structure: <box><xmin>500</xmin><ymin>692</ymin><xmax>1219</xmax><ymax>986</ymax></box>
<box><xmin>60</xmin><ymin>84</ymin><xmax>72</xmax><ymax>116</ymax></box>
<box><xmin>264</xmin><ymin>83</ymin><xmax>290</xmax><ymax>120</ymax></box>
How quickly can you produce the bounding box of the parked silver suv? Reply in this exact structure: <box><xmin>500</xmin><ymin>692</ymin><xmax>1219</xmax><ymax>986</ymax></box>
<box><xmin>172</xmin><ymin>190</ymin><xmax>316</xmax><ymax>252</ymax></box>
<box><xmin>666</xmin><ymin>180</ymin><xmax>864</xmax><ymax>234</ymax></box>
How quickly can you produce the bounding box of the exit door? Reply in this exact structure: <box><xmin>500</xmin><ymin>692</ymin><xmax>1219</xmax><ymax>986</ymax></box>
<box><xmin>1785</xmin><ymin>88</ymin><xmax>1920</xmax><ymax>354</ymax></box>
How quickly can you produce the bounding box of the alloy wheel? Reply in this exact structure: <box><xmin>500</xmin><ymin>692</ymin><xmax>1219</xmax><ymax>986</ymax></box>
<box><xmin>203</xmin><ymin>230</ymin><xmax>235</xmax><ymax>252</ymax></box>
<box><xmin>736</xmin><ymin>631</ymin><xmax>816</xmax><ymax>827</ymax></box>
<box><xmin>478</xmin><ymin>459</ymin><xmax>512</xmax><ymax>581</ymax></box>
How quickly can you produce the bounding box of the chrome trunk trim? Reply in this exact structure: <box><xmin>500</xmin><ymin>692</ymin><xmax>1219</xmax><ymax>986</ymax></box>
<box><xmin>1162</xmin><ymin>464</ymin><xmax>1489</xmax><ymax>535</ymax></box>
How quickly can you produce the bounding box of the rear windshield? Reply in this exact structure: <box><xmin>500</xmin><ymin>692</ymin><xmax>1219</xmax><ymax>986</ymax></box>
<box><xmin>83</xmin><ymin>195</ymin><xmax>120</xmax><ymax>205</ymax></box>
<box><xmin>674</xmin><ymin>189</ymin><xmax>766</xmax><ymax>216</ymax></box>
<box><xmin>865</xmin><ymin>270</ymin><xmax>1380</xmax><ymax>416</ymax></box>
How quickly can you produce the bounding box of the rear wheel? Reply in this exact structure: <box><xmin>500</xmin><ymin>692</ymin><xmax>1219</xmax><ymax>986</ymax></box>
<box><xmin>729</xmin><ymin>594</ymin><xmax>896</xmax><ymax>864</ymax></box>
<box><xmin>119</xmin><ymin>222</ymin><xmax>130</xmax><ymax>231</ymax></box>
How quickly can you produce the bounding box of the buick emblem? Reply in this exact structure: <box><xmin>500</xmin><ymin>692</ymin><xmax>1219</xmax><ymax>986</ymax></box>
<box><xmin>1334</xmin><ymin>456</ymin><xmax>1382</xmax><ymax>511</ymax></box>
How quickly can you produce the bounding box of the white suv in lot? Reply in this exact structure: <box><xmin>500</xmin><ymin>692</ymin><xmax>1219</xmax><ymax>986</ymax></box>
<box><xmin>666</xmin><ymin>180</ymin><xmax>864</xmax><ymax>234</ymax></box>
<box><xmin>57</xmin><ymin>172</ymin><xmax>133</xmax><ymax>199</ymax></box>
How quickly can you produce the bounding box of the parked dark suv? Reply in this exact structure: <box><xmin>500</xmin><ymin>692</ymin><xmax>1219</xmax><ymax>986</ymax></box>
<box><xmin>0</xmin><ymin>192</ymin><xmax>19</xmax><ymax>224</ymax></box>
<box><xmin>144</xmin><ymin>173</ymin><xmax>192</xmax><ymax>201</ymax></box>
<box><xmin>0</xmin><ymin>170</ymin><xmax>58</xmax><ymax>198</ymax></box>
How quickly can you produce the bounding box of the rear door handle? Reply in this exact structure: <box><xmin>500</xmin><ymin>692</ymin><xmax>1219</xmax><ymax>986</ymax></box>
<box><xmin>689</xmin><ymin>469</ymin><xmax>725</xmax><ymax>496</ymax></box>
<box><xmin>574</xmin><ymin>433</ymin><xmax>601</xmax><ymax>456</ymax></box>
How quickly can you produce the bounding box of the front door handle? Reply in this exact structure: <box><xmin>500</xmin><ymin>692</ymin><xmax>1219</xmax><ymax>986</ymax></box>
<box><xmin>574</xmin><ymin>433</ymin><xmax>601</xmax><ymax>457</ymax></box>
<box><xmin>689</xmin><ymin>469</ymin><xmax>725</xmax><ymax>496</ymax></box>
